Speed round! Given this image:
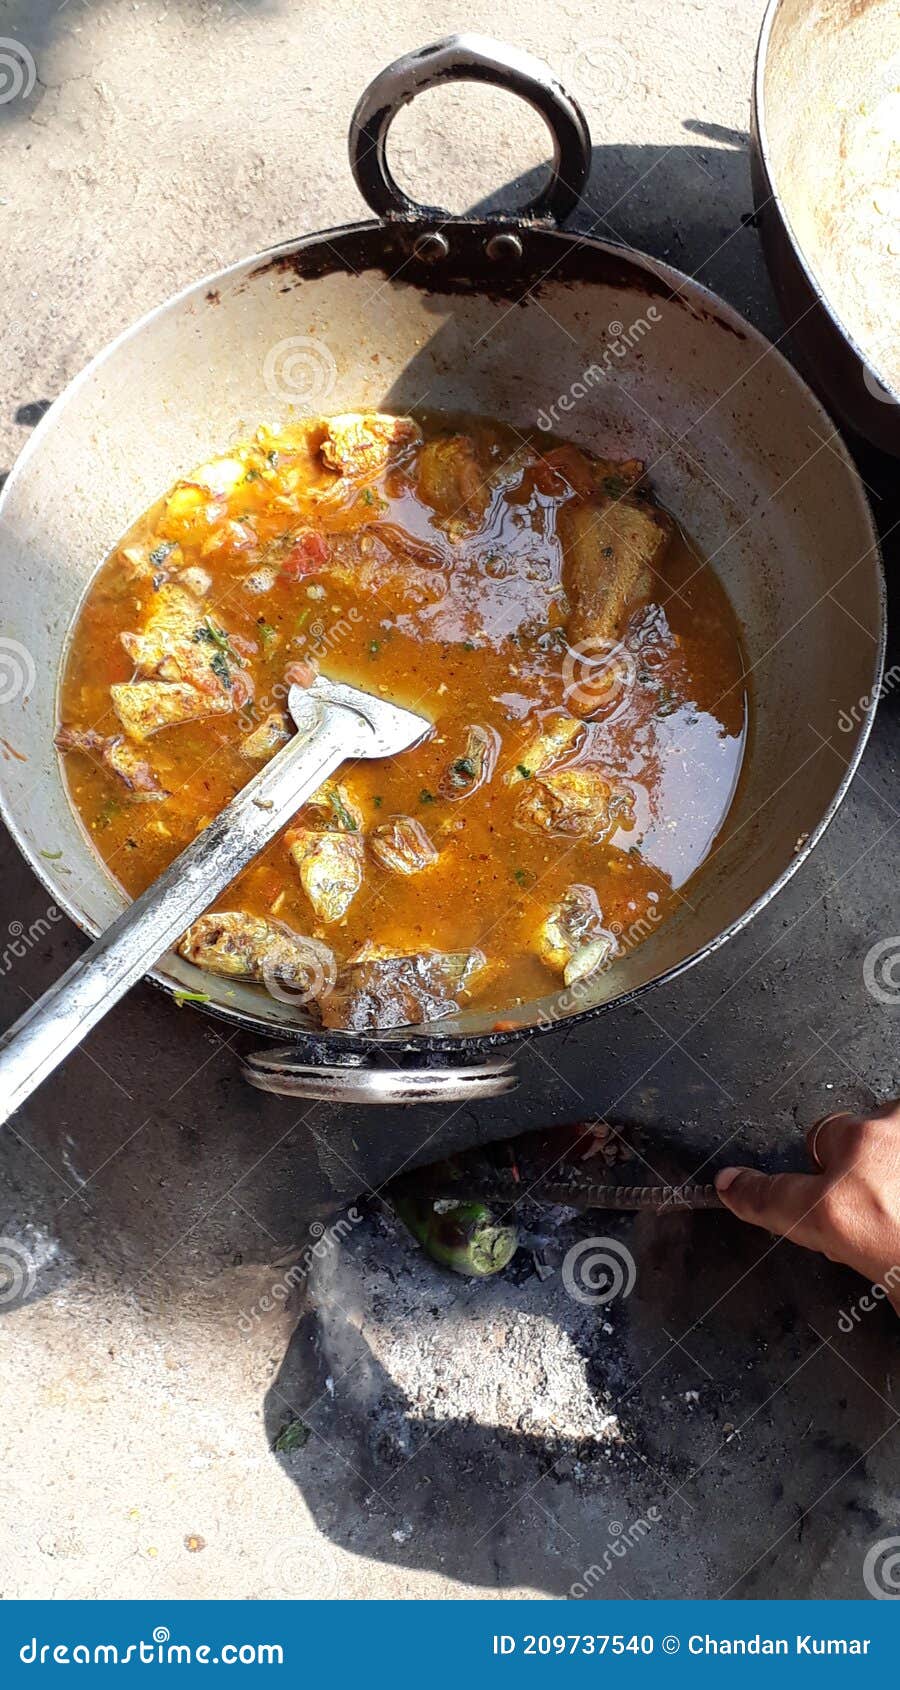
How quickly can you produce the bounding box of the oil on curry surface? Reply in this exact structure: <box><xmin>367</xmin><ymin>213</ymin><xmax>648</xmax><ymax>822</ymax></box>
<box><xmin>57</xmin><ymin>413</ymin><xmax>747</xmax><ymax>1030</ymax></box>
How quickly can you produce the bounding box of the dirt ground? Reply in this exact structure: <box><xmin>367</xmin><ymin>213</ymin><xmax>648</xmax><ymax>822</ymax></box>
<box><xmin>0</xmin><ymin>0</ymin><xmax>897</xmax><ymax>1602</ymax></box>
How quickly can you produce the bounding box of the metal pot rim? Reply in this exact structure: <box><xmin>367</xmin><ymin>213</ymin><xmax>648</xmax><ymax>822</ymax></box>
<box><xmin>753</xmin><ymin>0</ymin><xmax>900</xmax><ymax>411</ymax></box>
<box><xmin>0</xmin><ymin>209</ymin><xmax>886</xmax><ymax>1055</ymax></box>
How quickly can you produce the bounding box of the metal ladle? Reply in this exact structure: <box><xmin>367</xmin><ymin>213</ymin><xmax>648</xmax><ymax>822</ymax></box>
<box><xmin>0</xmin><ymin>678</ymin><xmax>430</xmax><ymax>1126</ymax></box>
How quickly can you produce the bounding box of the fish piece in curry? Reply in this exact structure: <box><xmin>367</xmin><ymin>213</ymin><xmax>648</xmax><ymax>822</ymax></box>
<box><xmin>177</xmin><ymin>912</ymin><xmax>337</xmax><ymax>1002</ymax></box>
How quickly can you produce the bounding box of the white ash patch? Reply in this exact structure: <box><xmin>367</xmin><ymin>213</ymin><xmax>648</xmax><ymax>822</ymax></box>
<box><xmin>374</xmin><ymin>1305</ymin><xmax>624</xmax><ymax>1444</ymax></box>
<box><xmin>307</xmin><ymin>1206</ymin><xmax>627</xmax><ymax>1450</ymax></box>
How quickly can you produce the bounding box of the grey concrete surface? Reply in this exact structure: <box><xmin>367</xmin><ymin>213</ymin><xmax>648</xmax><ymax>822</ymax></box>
<box><xmin>0</xmin><ymin>0</ymin><xmax>898</xmax><ymax>1602</ymax></box>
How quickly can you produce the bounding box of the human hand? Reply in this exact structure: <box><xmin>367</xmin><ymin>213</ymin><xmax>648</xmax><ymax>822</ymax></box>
<box><xmin>715</xmin><ymin>1104</ymin><xmax>900</xmax><ymax>1311</ymax></box>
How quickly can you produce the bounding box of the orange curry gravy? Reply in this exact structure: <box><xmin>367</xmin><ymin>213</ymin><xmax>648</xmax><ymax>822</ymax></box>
<box><xmin>57</xmin><ymin>413</ymin><xmax>747</xmax><ymax>1025</ymax></box>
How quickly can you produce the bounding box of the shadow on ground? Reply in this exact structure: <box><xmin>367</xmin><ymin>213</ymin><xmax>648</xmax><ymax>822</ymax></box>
<box><xmin>263</xmin><ymin>1196</ymin><xmax>898</xmax><ymax>1598</ymax></box>
<box><xmin>1</xmin><ymin>120</ymin><xmax>898</xmax><ymax>1596</ymax></box>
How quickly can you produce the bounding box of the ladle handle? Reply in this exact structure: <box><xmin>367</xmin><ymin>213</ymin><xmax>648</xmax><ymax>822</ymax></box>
<box><xmin>350</xmin><ymin>35</ymin><xmax>591</xmax><ymax>224</ymax></box>
<box><xmin>0</xmin><ymin>703</ymin><xmax>349</xmax><ymax>1127</ymax></box>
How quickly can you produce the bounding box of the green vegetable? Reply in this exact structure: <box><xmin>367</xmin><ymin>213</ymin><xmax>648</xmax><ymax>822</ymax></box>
<box><xmin>368</xmin><ymin>640</ymin><xmax>380</xmax><ymax>657</ymax></box>
<box><xmin>449</xmin><ymin>756</ymin><xmax>476</xmax><ymax>787</ymax></box>
<box><xmin>419</xmin><ymin>788</ymin><xmax>436</xmax><ymax>805</ymax></box>
<box><xmin>202</xmin><ymin>615</ymin><xmax>241</xmax><ymax>659</ymax></box>
<box><xmin>513</xmin><ymin>866</ymin><xmax>530</xmax><ymax>887</ymax></box>
<box><xmin>274</xmin><ymin>1418</ymin><xmax>311</xmax><ymax>1453</ymax></box>
<box><xmin>257</xmin><ymin>618</ymin><xmax>278</xmax><ymax>650</ymax></box>
<box><xmin>209</xmin><ymin>649</ymin><xmax>231</xmax><ymax>689</ymax></box>
<box><xmin>149</xmin><ymin>540</ymin><xmax>176</xmax><ymax>568</ymax></box>
<box><xmin>655</xmin><ymin>685</ymin><xmax>677</xmax><ymax>717</ymax></box>
<box><xmin>393</xmin><ymin>1197</ymin><xmax>518</xmax><ymax>1278</ymax></box>
<box><xmin>94</xmin><ymin>798</ymin><xmax>123</xmax><ymax>831</ymax></box>
<box><xmin>516</xmin><ymin>764</ymin><xmax>533</xmax><ymax>781</ymax></box>
<box><xmin>602</xmin><ymin>474</ymin><xmax>628</xmax><ymax>499</ymax></box>
<box><xmin>39</xmin><ymin>849</ymin><xmax>64</xmax><ymax>861</ymax></box>
<box><xmin>173</xmin><ymin>990</ymin><xmax>211</xmax><ymax>1009</ymax></box>
<box><xmin>194</xmin><ymin>617</ymin><xmax>243</xmax><ymax>690</ymax></box>
<box><xmin>328</xmin><ymin>789</ymin><xmax>358</xmax><ymax>832</ymax></box>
